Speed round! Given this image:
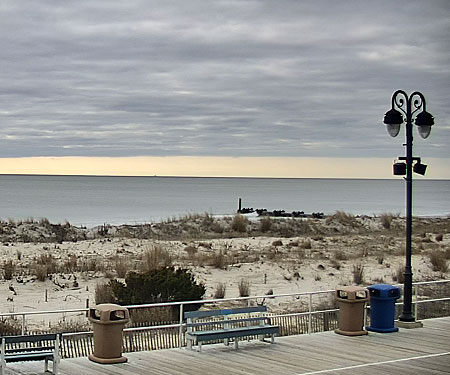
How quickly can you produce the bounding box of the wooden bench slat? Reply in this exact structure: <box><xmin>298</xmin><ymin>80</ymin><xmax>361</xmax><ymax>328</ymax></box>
<box><xmin>186</xmin><ymin>316</ymin><xmax>267</xmax><ymax>328</ymax></box>
<box><xmin>5</xmin><ymin>351</ymin><xmax>54</xmax><ymax>363</ymax></box>
<box><xmin>184</xmin><ymin>306</ymin><xmax>267</xmax><ymax>319</ymax></box>
<box><xmin>4</xmin><ymin>334</ymin><xmax>59</xmax><ymax>344</ymax></box>
<box><xmin>7</xmin><ymin>346</ymin><xmax>54</xmax><ymax>354</ymax></box>
<box><xmin>186</xmin><ymin>325</ymin><xmax>279</xmax><ymax>342</ymax></box>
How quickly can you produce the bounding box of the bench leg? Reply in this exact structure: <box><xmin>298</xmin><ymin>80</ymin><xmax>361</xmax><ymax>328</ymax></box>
<box><xmin>45</xmin><ymin>357</ymin><xmax>49</xmax><ymax>372</ymax></box>
<box><xmin>234</xmin><ymin>338</ymin><xmax>239</xmax><ymax>349</ymax></box>
<box><xmin>258</xmin><ymin>334</ymin><xmax>264</xmax><ymax>342</ymax></box>
<box><xmin>53</xmin><ymin>356</ymin><xmax>60</xmax><ymax>375</ymax></box>
<box><xmin>198</xmin><ymin>341</ymin><xmax>202</xmax><ymax>352</ymax></box>
<box><xmin>224</xmin><ymin>338</ymin><xmax>229</xmax><ymax>346</ymax></box>
<box><xmin>187</xmin><ymin>338</ymin><xmax>193</xmax><ymax>350</ymax></box>
<box><xmin>1</xmin><ymin>358</ymin><xmax>5</xmax><ymax>375</ymax></box>
<box><xmin>271</xmin><ymin>334</ymin><xmax>275</xmax><ymax>344</ymax></box>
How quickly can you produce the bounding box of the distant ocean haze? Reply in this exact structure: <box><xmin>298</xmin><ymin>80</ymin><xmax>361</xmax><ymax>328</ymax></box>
<box><xmin>1</xmin><ymin>175</ymin><xmax>449</xmax><ymax>227</ymax></box>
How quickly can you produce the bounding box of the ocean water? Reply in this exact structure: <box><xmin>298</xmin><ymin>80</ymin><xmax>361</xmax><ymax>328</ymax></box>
<box><xmin>0</xmin><ymin>175</ymin><xmax>448</xmax><ymax>227</ymax></box>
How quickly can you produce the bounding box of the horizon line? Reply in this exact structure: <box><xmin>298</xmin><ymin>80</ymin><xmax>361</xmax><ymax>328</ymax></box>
<box><xmin>1</xmin><ymin>173</ymin><xmax>449</xmax><ymax>181</ymax></box>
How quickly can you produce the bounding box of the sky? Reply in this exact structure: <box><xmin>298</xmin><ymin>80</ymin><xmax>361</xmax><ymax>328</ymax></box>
<box><xmin>1</xmin><ymin>0</ymin><xmax>449</xmax><ymax>178</ymax></box>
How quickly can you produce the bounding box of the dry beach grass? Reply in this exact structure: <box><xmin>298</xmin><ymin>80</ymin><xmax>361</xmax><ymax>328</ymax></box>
<box><xmin>1</xmin><ymin>213</ymin><xmax>449</xmax><ymax>332</ymax></box>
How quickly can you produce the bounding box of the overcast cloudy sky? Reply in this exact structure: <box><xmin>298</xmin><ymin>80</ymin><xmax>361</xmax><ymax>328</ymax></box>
<box><xmin>1</xmin><ymin>1</ymin><xmax>449</xmax><ymax>177</ymax></box>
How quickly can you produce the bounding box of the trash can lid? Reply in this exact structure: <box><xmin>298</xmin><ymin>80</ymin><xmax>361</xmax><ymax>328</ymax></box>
<box><xmin>335</xmin><ymin>285</ymin><xmax>369</xmax><ymax>300</ymax></box>
<box><xmin>368</xmin><ymin>284</ymin><xmax>401</xmax><ymax>299</ymax></box>
<box><xmin>89</xmin><ymin>304</ymin><xmax>130</xmax><ymax>322</ymax></box>
<box><xmin>92</xmin><ymin>303</ymin><xmax>129</xmax><ymax>312</ymax></box>
<box><xmin>368</xmin><ymin>284</ymin><xmax>399</xmax><ymax>291</ymax></box>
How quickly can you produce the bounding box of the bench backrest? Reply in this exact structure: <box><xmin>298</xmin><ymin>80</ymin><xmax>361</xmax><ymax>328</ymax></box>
<box><xmin>2</xmin><ymin>333</ymin><xmax>60</xmax><ymax>345</ymax></box>
<box><xmin>184</xmin><ymin>306</ymin><xmax>267</xmax><ymax>320</ymax></box>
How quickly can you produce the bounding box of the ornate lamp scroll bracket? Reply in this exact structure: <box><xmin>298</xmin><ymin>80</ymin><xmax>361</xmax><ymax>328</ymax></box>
<box><xmin>391</xmin><ymin>89</ymin><xmax>408</xmax><ymax>117</ymax></box>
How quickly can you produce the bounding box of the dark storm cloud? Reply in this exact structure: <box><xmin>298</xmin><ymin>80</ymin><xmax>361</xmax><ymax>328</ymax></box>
<box><xmin>0</xmin><ymin>0</ymin><xmax>449</xmax><ymax>158</ymax></box>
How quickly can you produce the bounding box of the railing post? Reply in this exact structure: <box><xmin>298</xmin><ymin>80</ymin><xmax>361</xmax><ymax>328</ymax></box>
<box><xmin>179</xmin><ymin>303</ymin><xmax>184</xmax><ymax>349</ymax></box>
<box><xmin>364</xmin><ymin>303</ymin><xmax>368</xmax><ymax>328</ymax></box>
<box><xmin>414</xmin><ymin>284</ymin><xmax>419</xmax><ymax>320</ymax></box>
<box><xmin>308</xmin><ymin>293</ymin><xmax>312</xmax><ymax>335</ymax></box>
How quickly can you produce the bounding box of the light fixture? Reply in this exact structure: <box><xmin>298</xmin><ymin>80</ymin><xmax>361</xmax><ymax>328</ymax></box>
<box><xmin>393</xmin><ymin>162</ymin><xmax>407</xmax><ymax>176</ymax></box>
<box><xmin>413</xmin><ymin>162</ymin><xmax>427</xmax><ymax>176</ymax></box>
<box><xmin>415</xmin><ymin>110</ymin><xmax>434</xmax><ymax>139</ymax></box>
<box><xmin>383</xmin><ymin>108</ymin><xmax>403</xmax><ymax>137</ymax></box>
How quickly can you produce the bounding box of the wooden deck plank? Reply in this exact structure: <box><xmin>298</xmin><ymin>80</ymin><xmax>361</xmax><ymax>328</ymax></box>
<box><xmin>335</xmin><ymin>356</ymin><xmax>450</xmax><ymax>375</ymax></box>
<box><xmin>4</xmin><ymin>317</ymin><xmax>450</xmax><ymax>375</ymax></box>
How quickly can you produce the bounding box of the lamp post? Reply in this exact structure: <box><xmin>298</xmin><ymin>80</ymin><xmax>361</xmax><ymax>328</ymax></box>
<box><xmin>383</xmin><ymin>90</ymin><xmax>434</xmax><ymax>322</ymax></box>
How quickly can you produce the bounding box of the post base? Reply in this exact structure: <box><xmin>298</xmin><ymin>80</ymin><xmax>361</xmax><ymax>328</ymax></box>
<box><xmin>366</xmin><ymin>326</ymin><xmax>398</xmax><ymax>333</ymax></box>
<box><xmin>395</xmin><ymin>320</ymin><xmax>423</xmax><ymax>329</ymax></box>
<box><xmin>88</xmin><ymin>354</ymin><xmax>128</xmax><ymax>364</ymax></box>
<box><xmin>334</xmin><ymin>329</ymin><xmax>368</xmax><ymax>336</ymax></box>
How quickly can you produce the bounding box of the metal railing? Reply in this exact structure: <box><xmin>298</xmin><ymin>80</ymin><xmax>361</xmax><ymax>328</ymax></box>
<box><xmin>1</xmin><ymin>279</ymin><xmax>449</xmax><ymax>351</ymax></box>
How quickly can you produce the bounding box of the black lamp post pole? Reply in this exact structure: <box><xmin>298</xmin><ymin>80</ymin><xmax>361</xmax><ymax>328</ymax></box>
<box><xmin>402</xmin><ymin>92</ymin><xmax>414</xmax><ymax>322</ymax></box>
<box><xmin>386</xmin><ymin>90</ymin><xmax>433</xmax><ymax>322</ymax></box>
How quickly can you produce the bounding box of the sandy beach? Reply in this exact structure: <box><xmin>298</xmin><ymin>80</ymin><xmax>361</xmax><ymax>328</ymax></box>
<box><xmin>1</xmin><ymin>213</ymin><xmax>449</xmax><ymax>330</ymax></box>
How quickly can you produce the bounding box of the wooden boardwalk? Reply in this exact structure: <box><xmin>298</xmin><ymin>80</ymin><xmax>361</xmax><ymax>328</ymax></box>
<box><xmin>5</xmin><ymin>317</ymin><xmax>450</xmax><ymax>375</ymax></box>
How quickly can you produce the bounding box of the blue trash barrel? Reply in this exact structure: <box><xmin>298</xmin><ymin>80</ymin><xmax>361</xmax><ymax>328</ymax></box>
<box><xmin>367</xmin><ymin>284</ymin><xmax>401</xmax><ymax>333</ymax></box>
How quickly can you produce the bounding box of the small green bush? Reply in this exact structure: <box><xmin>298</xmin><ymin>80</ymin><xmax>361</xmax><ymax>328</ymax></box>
<box><xmin>50</xmin><ymin>319</ymin><xmax>90</xmax><ymax>333</ymax></box>
<box><xmin>352</xmin><ymin>263</ymin><xmax>364</xmax><ymax>285</ymax></box>
<box><xmin>36</xmin><ymin>253</ymin><xmax>58</xmax><ymax>273</ymax></box>
<box><xmin>80</xmin><ymin>258</ymin><xmax>100</xmax><ymax>272</ymax></box>
<box><xmin>63</xmin><ymin>254</ymin><xmax>78</xmax><ymax>273</ymax></box>
<box><xmin>214</xmin><ymin>282</ymin><xmax>226</xmax><ymax>299</ymax></box>
<box><xmin>0</xmin><ymin>317</ymin><xmax>22</xmax><ymax>336</ymax></box>
<box><xmin>238</xmin><ymin>278</ymin><xmax>251</xmax><ymax>297</ymax></box>
<box><xmin>210</xmin><ymin>250</ymin><xmax>227</xmax><ymax>269</ymax></box>
<box><xmin>33</xmin><ymin>265</ymin><xmax>48</xmax><ymax>281</ymax></box>
<box><xmin>429</xmin><ymin>251</ymin><xmax>449</xmax><ymax>273</ymax></box>
<box><xmin>32</xmin><ymin>254</ymin><xmax>58</xmax><ymax>281</ymax></box>
<box><xmin>3</xmin><ymin>260</ymin><xmax>15</xmax><ymax>280</ymax></box>
<box><xmin>114</xmin><ymin>257</ymin><xmax>130</xmax><ymax>278</ymax></box>
<box><xmin>260</xmin><ymin>217</ymin><xmax>272</xmax><ymax>233</ymax></box>
<box><xmin>184</xmin><ymin>245</ymin><xmax>197</xmax><ymax>259</ymax></box>
<box><xmin>129</xmin><ymin>306</ymin><xmax>174</xmax><ymax>325</ymax></box>
<box><xmin>331</xmin><ymin>260</ymin><xmax>341</xmax><ymax>270</ymax></box>
<box><xmin>380</xmin><ymin>213</ymin><xmax>394</xmax><ymax>229</ymax></box>
<box><xmin>377</xmin><ymin>254</ymin><xmax>384</xmax><ymax>265</ymax></box>
<box><xmin>326</xmin><ymin>211</ymin><xmax>358</xmax><ymax>227</ymax></box>
<box><xmin>210</xmin><ymin>222</ymin><xmax>225</xmax><ymax>233</ymax></box>
<box><xmin>142</xmin><ymin>245</ymin><xmax>172</xmax><ymax>271</ymax></box>
<box><xmin>95</xmin><ymin>282</ymin><xmax>115</xmax><ymax>304</ymax></box>
<box><xmin>231</xmin><ymin>214</ymin><xmax>248</xmax><ymax>233</ymax></box>
<box><xmin>393</xmin><ymin>265</ymin><xmax>405</xmax><ymax>283</ymax></box>
<box><xmin>108</xmin><ymin>267</ymin><xmax>205</xmax><ymax>311</ymax></box>
<box><xmin>300</xmin><ymin>239</ymin><xmax>312</xmax><ymax>249</ymax></box>
<box><xmin>334</xmin><ymin>250</ymin><xmax>348</xmax><ymax>261</ymax></box>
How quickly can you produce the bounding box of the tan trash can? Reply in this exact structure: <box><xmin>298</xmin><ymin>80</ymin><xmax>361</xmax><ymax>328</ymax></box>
<box><xmin>335</xmin><ymin>286</ymin><xmax>369</xmax><ymax>336</ymax></box>
<box><xmin>88</xmin><ymin>304</ymin><xmax>130</xmax><ymax>364</ymax></box>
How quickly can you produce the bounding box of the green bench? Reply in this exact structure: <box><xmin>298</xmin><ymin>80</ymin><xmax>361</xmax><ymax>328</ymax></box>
<box><xmin>185</xmin><ymin>306</ymin><xmax>279</xmax><ymax>352</ymax></box>
<box><xmin>0</xmin><ymin>333</ymin><xmax>61</xmax><ymax>375</ymax></box>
